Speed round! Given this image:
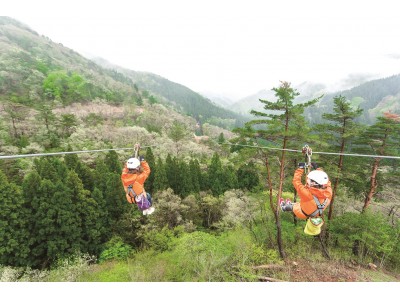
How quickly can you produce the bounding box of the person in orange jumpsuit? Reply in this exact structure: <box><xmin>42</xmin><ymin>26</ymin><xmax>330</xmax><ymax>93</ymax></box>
<box><xmin>280</xmin><ymin>162</ymin><xmax>332</xmax><ymax>219</ymax></box>
<box><xmin>121</xmin><ymin>154</ymin><xmax>155</xmax><ymax>215</ymax></box>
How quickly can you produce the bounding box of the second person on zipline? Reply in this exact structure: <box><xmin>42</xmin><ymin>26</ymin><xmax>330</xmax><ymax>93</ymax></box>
<box><xmin>121</xmin><ymin>144</ymin><xmax>155</xmax><ymax>215</ymax></box>
<box><xmin>280</xmin><ymin>162</ymin><xmax>332</xmax><ymax>219</ymax></box>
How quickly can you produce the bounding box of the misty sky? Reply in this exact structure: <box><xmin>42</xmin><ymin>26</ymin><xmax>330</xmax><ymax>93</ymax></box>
<box><xmin>4</xmin><ymin>0</ymin><xmax>400</xmax><ymax>100</ymax></box>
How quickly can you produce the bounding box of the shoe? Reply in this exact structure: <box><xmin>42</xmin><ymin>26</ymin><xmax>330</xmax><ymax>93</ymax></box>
<box><xmin>279</xmin><ymin>198</ymin><xmax>285</xmax><ymax>211</ymax></box>
<box><xmin>142</xmin><ymin>209</ymin><xmax>148</xmax><ymax>215</ymax></box>
<box><xmin>285</xmin><ymin>199</ymin><xmax>292</xmax><ymax>206</ymax></box>
<box><xmin>146</xmin><ymin>207</ymin><xmax>155</xmax><ymax>215</ymax></box>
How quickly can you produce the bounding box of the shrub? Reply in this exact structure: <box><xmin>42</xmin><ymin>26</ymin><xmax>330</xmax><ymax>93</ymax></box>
<box><xmin>98</xmin><ymin>236</ymin><xmax>133</xmax><ymax>263</ymax></box>
<box><xmin>329</xmin><ymin>211</ymin><xmax>398</xmax><ymax>268</ymax></box>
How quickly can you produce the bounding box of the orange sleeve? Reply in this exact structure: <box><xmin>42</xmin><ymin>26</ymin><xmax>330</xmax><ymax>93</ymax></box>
<box><xmin>135</xmin><ymin>160</ymin><xmax>151</xmax><ymax>185</ymax></box>
<box><xmin>292</xmin><ymin>168</ymin><xmax>312</xmax><ymax>203</ymax></box>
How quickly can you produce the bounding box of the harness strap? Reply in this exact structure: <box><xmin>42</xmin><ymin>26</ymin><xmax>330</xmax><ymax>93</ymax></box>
<box><xmin>301</xmin><ymin>195</ymin><xmax>329</xmax><ymax>218</ymax></box>
<box><xmin>127</xmin><ymin>184</ymin><xmax>148</xmax><ymax>205</ymax></box>
<box><xmin>127</xmin><ymin>185</ymin><xmax>137</xmax><ymax>204</ymax></box>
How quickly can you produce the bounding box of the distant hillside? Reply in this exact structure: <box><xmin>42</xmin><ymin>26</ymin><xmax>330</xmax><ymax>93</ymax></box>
<box><xmin>118</xmin><ymin>69</ymin><xmax>248</xmax><ymax>128</ymax></box>
<box><xmin>307</xmin><ymin>75</ymin><xmax>400</xmax><ymax>124</ymax></box>
<box><xmin>230</xmin><ymin>82</ymin><xmax>327</xmax><ymax>114</ymax></box>
<box><xmin>230</xmin><ymin>76</ymin><xmax>400</xmax><ymax>125</ymax></box>
<box><xmin>0</xmin><ymin>17</ymin><xmax>246</xmax><ymax>129</ymax></box>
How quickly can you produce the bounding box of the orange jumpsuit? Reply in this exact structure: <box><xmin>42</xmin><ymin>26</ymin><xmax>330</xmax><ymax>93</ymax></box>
<box><xmin>292</xmin><ymin>168</ymin><xmax>332</xmax><ymax>219</ymax></box>
<box><xmin>121</xmin><ymin>160</ymin><xmax>151</xmax><ymax>204</ymax></box>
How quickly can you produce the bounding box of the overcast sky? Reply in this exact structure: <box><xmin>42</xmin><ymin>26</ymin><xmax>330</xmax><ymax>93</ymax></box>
<box><xmin>4</xmin><ymin>0</ymin><xmax>400</xmax><ymax>100</ymax></box>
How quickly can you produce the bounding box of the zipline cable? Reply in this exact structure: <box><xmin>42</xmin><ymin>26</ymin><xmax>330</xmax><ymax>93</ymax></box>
<box><xmin>1</xmin><ymin>142</ymin><xmax>399</xmax><ymax>160</ymax></box>
<box><xmin>220</xmin><ymin>142</ymin><xmax>400</xmax><ymax>160</ymax></box>
<box><xmin>0</xmin><ymin>145</ymin><xmax>155</xmax><ymax>160</ymax></box>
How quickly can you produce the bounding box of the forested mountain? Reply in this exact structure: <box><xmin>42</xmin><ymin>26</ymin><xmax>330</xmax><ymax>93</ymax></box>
<box><xmin>307</xmin><ymin>75</ymin><xmax>400</xmax><ymax>124</ymax></box>
<box><xmin>0</xmin><ymin>16</ymin><xmax>399</xmax><ymax>282</ymax></box>
<box><xmin>231</xmin><ymin>76</ymin><xmax>400</xmax><ymax>125</ymax></box>
<box><xmin>115</xmin><ymin>68</ymin><xmax>247</xmax><ymax>128</ymax></box>
<box><xmin>0</xmin><ymin>16</ymin><xmax>246</xmax><ymax>129</ymax></box>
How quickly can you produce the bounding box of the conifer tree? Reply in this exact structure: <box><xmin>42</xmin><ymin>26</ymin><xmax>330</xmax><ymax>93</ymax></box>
<box><xmin>144</xmin><ymin>147</ymin><xmax>156</xmax><ymax>193</ymax></box>
<box><xmin>104</xmin><ymin>172</ymin><xmax>129</xmax><ymax>231</ymax></box>
<box><xmin>105</xmin><ymin>150</ymin><xmax>121</xmax><ymax>174</ymax></box>
<box><xmin>244</xmin><ymin>81</ymin><xmax>322</xmax><ymax>259</ymax></box>
<box><xmin>218</xmin><ymin>132</ymin><xmax>225</xmax><ymax>144</ymax></box>
<box><xmin>21</xmin><ymin>171</ymin><xmax>42</xmax><ymax>267</ymax></box>
<box><xmin>66</xmin><ymin>170</ymin><xmax>101</xmax><ymax>254</ymax></box>
<box><xmin>36</xmin><ymin>103</ymin><xmax>57</xmax><ymax>135</ymax></box>
<box><xmin>355</xmin><ymin>112</ymin><xmax>400</xmax><ymax>212</ymax></box>
<box><xmin>91</xmin><ymin>187</ymin><xmax>111</xmax><ymax>243</ymax></box>
<box><xmin>208</xmin><ymin>153</ymin><xmax>225</xmax><ymax>196</ymax></box>
<box><xmin>237</xmin><ymin>161</ymin><xmax>260</xmax><ymax>191</ymax></box>
<box><xmin>166</xmin><ymin>155</ymin><xmax>179</xmax><ymax>193</ymax></box>
<box><xmin>64</xmin><ymin>149</ymin><xmax>95</xmax><ymax>192</ymax></box>
<box><xmin>224</xmin><ymin>165</ymin><xmax>239</xmax><ymax>190</ymax></box>
<box><xmin>178</xmin><ymin>160</ymin><xmax>193</xmax><ymax>198</ymax></box>
<box><xmin>0</xmin><ymin>170</ymin><xmax>30</xmax><ymax>266</ymax></box>
<box><xmin>189</xmin><ymin>159</ymin><xmax>201</xmax><ymax>194</ymax></box>
<box><xmin>29</xmin><ymin>178</ymin><xmax>60</xmax><ymax>267</ymax></box>
<box><xmin>318</xmin><ymin>95</ymin><xmax>363</xmax><ymax>220</ymax></box>
<box><xmin>153</xmin><ymin>157</ymin><xmax>169</xmax><ymax>192</ymax></box>
<box><xmin>34</xmin><ymin>157</ymin><xmax>68</xmax><ymax>183</ymax></box>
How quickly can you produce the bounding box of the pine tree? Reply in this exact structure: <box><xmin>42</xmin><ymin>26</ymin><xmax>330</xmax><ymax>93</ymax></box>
<box><xmin>318</xmin><ymin>95</ymin><xmax>364</xmax><ymax>220</ymax></box>
<box><xmin>355</xmin><ymin>113</ymin><xmax>400</xmax><ymax>212</ymax></box>
<box><xmin>244</xmin><ymin>81</ymin><xmax>322</xmax><ymax>259</ymax></box>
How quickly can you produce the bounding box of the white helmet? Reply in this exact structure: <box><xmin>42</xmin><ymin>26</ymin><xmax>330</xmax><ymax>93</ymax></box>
<box><xmin>307</xmin><ymin>170</ymin><xmax>329</xmax><ymax>185</ymax></box>
<box><xmin>127</xmin><ymin>157</ymin><xmax>140</xmax><ymax>169</ymax></box>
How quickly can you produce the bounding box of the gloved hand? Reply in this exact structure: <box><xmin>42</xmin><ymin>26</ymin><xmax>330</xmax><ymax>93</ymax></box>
<box><xmin>311</xmin><ymin>162</ymin><xmax>318</xmax><ymax>169</ymax></box>
<box><xmin>139</xmin><ymin>155</ymin><xmax>145</xmax><ymax>161</ymax></box>
<box><xmin>298</xmin><ymin>162</ymin><xmax>306</xmax><ymax>169</ymax></box>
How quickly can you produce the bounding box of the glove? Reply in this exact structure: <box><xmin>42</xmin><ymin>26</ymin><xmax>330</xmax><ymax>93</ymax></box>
<box><xmin>298</xmin><ymin>162</ymin><xmax>306</xmax><ymax>169</ymax></box>
<box><xmin>311</xmin><ymin>162</ymin><xmax>318</xmax><ymax>169</ymax></box>
<box><xmin>139</xmin><ymin>155</ymin><xmax>145</xmax><ymax>161</ymax></box>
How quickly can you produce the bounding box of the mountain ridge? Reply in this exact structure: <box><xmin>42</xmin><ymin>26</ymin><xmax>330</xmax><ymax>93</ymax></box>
<box><xmin>0</xmin><ymin>16</ymin><xmax>246</xmax><ymax>129</ymax></box>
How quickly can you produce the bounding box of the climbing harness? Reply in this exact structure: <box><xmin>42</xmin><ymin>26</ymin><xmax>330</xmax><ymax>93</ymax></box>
<box><xmin>301</xmin><ymin>195</ymin><xmax>330</xmax><ymax>218</ymax></box>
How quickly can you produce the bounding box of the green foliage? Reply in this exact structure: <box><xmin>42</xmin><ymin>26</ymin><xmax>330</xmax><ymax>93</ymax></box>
<box><xmin>43</xmin><ymin>71</ymin><xmax>89</xmax><ymax>105</ymax></box>
<box><xmin>329</xmin><ymin>212</ymin><xmax>398</xmax><ymax>267</ymax></box>
<box><xmin>168</xmin><ymin>120</ymin><xmax>188</xmax><ymax>143</ymax></box>
<box><xmin>237</xmin><ymin>161</ymin><xmax>261</xmax><ymax>191</ymax></box>
<box><xmin>98</xmin><ymin>236</ymin><xmax>133</xmax><ymax>263</ymax></box>
<box><xmin>153</xmin><ymin>157</ymin><xmax>168</xmax><ymax>192</ymax></box>
<box><xmin>144</xmin><ymin>147</ymin><xmax>155</xmax><ymax>193</ymax></box>
<box><xmin>142</xmin><ymin>226</ymin><xmax>182</xmax><ymax>252</ymax></box>
<box><xmin>92</xmin><ymin>227</ymin><xmax>279</xmax><ymax>282</ymax></box>
<box><xmin>0</xmin><ymin>170</ymin><xmax>30</xmax><ymax>266</ymax></box>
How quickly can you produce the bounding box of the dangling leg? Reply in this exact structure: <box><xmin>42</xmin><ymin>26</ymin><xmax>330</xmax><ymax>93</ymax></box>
<box><xmin>146</xmin><ymin>193</ymin><xmax>155</xmax><ymax>215</ymax></box>
<box><xmin>280</xmin><ymin>198</ymin><xmax>293</xmax><ymax>212</ymax></box>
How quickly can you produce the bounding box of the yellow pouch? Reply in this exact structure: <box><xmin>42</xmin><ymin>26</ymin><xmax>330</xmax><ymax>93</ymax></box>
<box><xmin>304</xmin><ymin>217</ymin><xmax>324</xmax><ymax>235</ymax></box>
